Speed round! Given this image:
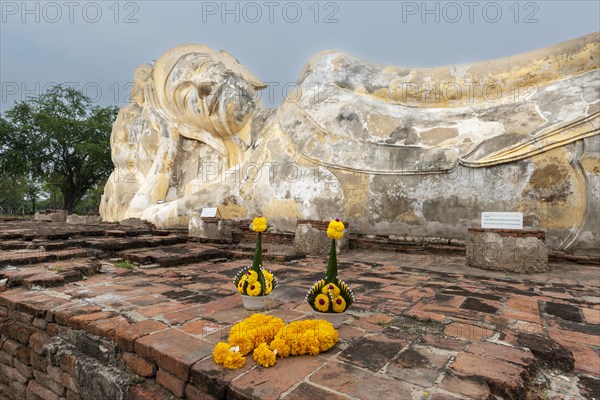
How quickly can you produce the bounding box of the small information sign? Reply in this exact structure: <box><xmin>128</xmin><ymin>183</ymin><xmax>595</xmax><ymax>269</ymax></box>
<box><xmin>200</xmin><ymin>208</ymin><xmax>220</xmax><ymax>218</ymax></box>
<box><xmin>481</xmin><ymin>212</ymin><xmax>523</xmax><ymax>229</ymax></box>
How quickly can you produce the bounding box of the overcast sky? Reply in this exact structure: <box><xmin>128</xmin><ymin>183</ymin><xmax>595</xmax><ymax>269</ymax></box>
<box><xmin>1</xmin><ymin>0</ymin><xmax>599</xmax><ymax>112</ymax></box>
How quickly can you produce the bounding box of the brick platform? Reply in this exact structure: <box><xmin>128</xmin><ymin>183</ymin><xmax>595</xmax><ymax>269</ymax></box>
<box><xmin>0</xmin><ymin>220</ymin><xmax>599</xmax><ymax>400</ymax></box>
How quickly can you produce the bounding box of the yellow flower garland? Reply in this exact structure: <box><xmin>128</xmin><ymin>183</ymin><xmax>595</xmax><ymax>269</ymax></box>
<box><xmin>271</xmin><ymin>320</ymin><xmax>338</xmax><ymax>357</ymax></box>
<box><xmin>212</xmin><ymin>314</ymin><xmax>338</xmax><ymax>369</ymax></box>
<box><xmin>213</xmin><ymin>342</ymin><xmax>231</xmax><ymax>364</ymax></box>
<box><xmin>213</xmin><ymin>342</ymin><xmax>247</xmax><ymax>369</ymax></box>
<box><xmin>223</xmin><ymin>350</ymin><xmax>246</xmax><ymax>369</ymax></box>
<box><xmin>228</xmin><ymin>314</ymin><xmax>285</xmax><ymax>355</ymax></box>
<box><xmin>253</xmin><ymin>343</ymin><xmax>276</xmax><ymax>367</ymax></box>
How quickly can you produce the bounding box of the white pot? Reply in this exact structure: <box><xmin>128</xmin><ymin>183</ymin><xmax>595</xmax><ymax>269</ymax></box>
<box><xmin>312</xmin><ymin>310</ymin><xmax>346</xmax><ymax>328</ymax></box>
<box><xmin>240</xmin><ymin>294</ymin><xmax>267</xmax><ymax>310</ymax></box>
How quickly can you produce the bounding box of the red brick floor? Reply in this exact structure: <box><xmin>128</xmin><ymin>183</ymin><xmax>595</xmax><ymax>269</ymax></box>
<box><xmin>0</xmin><ymin>224</ymin><xmax>599</xmax><ymax>399</ymax></box>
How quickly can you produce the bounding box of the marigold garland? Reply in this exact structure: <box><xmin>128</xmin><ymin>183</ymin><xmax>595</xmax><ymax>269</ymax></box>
<box><xmin>269</xmin><ymin>337</ymin><xmax>290</xmax><ymax>358</ymax></box>
<box><xmin>228</xmin><ymin>314</ymin><xmax>285</xmax><ymax>355</ymax></box>
<box><xmin>212</xmin><ymin>314</ymin><xmax>338</xmax><ymax>369</ymax></box>
<box><xmin>271</xmin><ymin>320</ymin><xmax>338</xmax><ymax>357</ymax></box>
<box><xmin>253</xmin><ymin>343</ymin><xmax>277</xmax><ymax>367</ymax></box>
<box><xmin>213</xmin><ymin>342</ymin><xmax>231</xmax><ymax>364</ymax></box>
<box><xmin>223</xmin><ymin>350</ymin><xmax>246</xmax><ymax>369</ymax></box>
<box><xmin>213</xmin><ymin>343</ymin><xmax>247</xmax><ymax>369</ymax></box>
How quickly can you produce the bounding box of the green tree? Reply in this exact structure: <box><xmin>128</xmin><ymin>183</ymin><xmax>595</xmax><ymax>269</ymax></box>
<box><xmin>0</xmin><ymin>114</ymin><xmax>42</xmax><ymax>213</ymax></box>
<box><xmin>1</xmin><ymin>85</ymin><xmax>118</xmax><ymax>213</ymax></box>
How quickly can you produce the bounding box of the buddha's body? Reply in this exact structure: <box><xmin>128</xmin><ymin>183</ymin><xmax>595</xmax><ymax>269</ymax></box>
<box><xmin>100</xmin><ymin>33</ymin><xmax>600</xmax><ymax>252</ymax></box>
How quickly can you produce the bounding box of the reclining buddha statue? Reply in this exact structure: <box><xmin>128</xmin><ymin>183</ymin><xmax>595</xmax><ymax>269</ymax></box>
<box><xmin>100</xmin><ymin>33</ymin><xmax>599</xmax><ymax>252</ymax></box>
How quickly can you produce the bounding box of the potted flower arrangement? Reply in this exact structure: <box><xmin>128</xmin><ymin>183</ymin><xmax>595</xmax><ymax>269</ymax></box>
<box><xmin>306</xmin><ymin>219</ymin><xmax>355</xmax><ymax>328</ymax></box>
<box><xmin>233</xmin><ymin>216</ymin><xmax>277</xmax><ymax>310</ymax></box>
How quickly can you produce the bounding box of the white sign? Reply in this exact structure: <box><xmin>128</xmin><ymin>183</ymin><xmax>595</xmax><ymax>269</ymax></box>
<box><xmin>481</xmin><ymin>212</ymin><xmax>523</xmax><ymax>229</ymax></box>
<box><xmin>200</xmin><ymin>208</ymin><xmax>220</xmax><ymax>218</ymax></box>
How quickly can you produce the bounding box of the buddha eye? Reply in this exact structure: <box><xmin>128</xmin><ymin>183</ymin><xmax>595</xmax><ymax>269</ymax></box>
<box><xmin>196</xmin><ymin>81</ymin><xmax>216</xmax><ymax>97</ymax></box>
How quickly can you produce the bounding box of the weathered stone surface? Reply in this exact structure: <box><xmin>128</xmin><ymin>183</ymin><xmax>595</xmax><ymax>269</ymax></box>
<box><xmin>283</xmin><ymin>382</ymin><xmax>348</xmax><ymax>400</ymax></box>
<box><xmin>450</xmin><ymin>352</ymin><xmax>533</xmax><ymax>398</ymax></box>
<box><xmin>440</xmin><ymin>375</ymin><xmax>493</xmax><ymax>399</ymax></box>
<box><xmin>338</xmin><ymin>335</ymin><xmax>405</xmax><ymax>372</ymax></box>
<box><xmin>66</xmin><ymin>214</ymin><xmax>103</xmax><ymax>225</ymax></box>
<box><xmin>34</xmin><ymin>210</ymin><xmax>67</xmax><ymax>223</ymax></box>
<box><xmin>466</xmin><ymin>229</ymin><xmax>548</xmax><ymax>272</ymax></box>
<box><xmin>543</xmin><ymin>301</ymin><xmax>583</xmax><ymax>322</ymax></box>
<box><xmin>99</xmin><ymin>35</ymin><xmax>599</xmax><ymax>253</ymax></box>
<box><xmin>502</xmin><ymin>331</ymin><xmax>575</xmax><ymax>372</ymax></box>
<box><xmin>578</xmin><ymin>376</ymin><xmax>600</xmax><ymax>399</ymax></box>
<box><xmin>294</xmin><ymin>224</ymin><xmax>348</xmax><ymax>255</ymax></box>
<box><xmin>45</xmin><ymin>335</ymin><xmax>135</xmax><ymax>400</ymax></box>
<box><xmin>188</xmin><ymin>215</ymin><xmax>232</xmax><ymax>240</ymax></box>
<box><xmin>156</xmin><ymin>368</ymin><xmax>186</xmax><ymax>397</ymax></box>
<box><xmin>125</xmin><ymin>380</ymin><xmax>175</xmax><ymax>400</ymax></box>
<box><xmin>123</xmin><ymin>352</ymin><xmax>156</xmax><ymax>378</ymax></box>
<box><xmin>189</xmin><ymin>357</ymin><xmax>253</xmax><ymax>399</ymax></box>
<box><xmin>134</xmin><ymin>328</ymin><xmax>213</xmax><ymax>380</ymax></box>
<box><xmin>310</xmin><ymin>361</ymin><xmax>414</xmax><ymax>399</ymax></box>
<box><xmin>229</xmin><ymin>356</ymin><xmax>327</xmax><ymax>400</ymax></box>
<box><xmin>387</xmin><ymin>346</ymin><xmax>450</xmax><ymax>387</ymax></box>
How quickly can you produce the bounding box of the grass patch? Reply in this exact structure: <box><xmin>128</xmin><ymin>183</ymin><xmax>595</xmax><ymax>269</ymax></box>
<box><xmin>48</xmin><ymin>264</ymin><xmax>65</xmax><ymax>273</ymax></box>
<box><xmin>375</xmin><ymin>320</ymin><xmax>393</xmax><ymax>328</ymax></box>
<box><xmin>115</xmin><ymin>260</ymin><xmax>135</xmax><ymax>270</ymax></box>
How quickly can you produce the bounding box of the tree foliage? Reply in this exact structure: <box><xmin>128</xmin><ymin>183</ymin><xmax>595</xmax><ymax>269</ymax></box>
<box><xmin>0</xmin><ymin>85</ymin><xmax>118</xmax><ymax>213</ymax></box>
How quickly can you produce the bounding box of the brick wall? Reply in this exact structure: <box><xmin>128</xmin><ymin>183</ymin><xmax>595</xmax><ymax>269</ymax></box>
<box><xmin>0</xmin><ymin>280</ymin><xmax>271</xmax><ymax>400</ymax></box>
<box><xmin>0</xmin><ymin>309</ymin><xmax>80</xmax><ymax>400</ymax></box>
<box><xmin>0</xmin><ymin>296</ymin><xmax>214</xmax><ymax>400</ymax></box>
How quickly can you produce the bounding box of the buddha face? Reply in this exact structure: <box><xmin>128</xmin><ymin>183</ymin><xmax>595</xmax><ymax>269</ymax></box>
<box><xmin>158</xmin><ymin>50</ymin><xmax>264</xmax><ymax>149</ymax></box>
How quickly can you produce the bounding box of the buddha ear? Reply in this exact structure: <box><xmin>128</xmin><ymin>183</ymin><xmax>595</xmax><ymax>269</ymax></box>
<box><xmin>217</xmin><ymin>50</ymin><xmax>267</xmax><ymax>90</ymax></box>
